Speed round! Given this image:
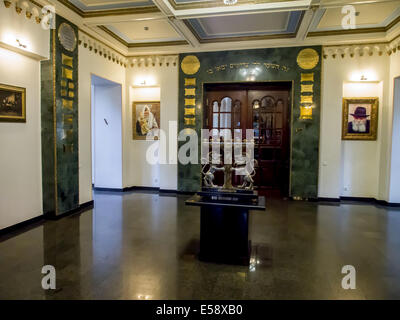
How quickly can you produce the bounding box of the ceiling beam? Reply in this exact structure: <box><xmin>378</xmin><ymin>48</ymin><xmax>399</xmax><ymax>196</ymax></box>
<box><xmin>295</xmin><ymin>0</ymin><xmax>320</xmax><ymax>41</ymax></box>
<box><xmin>152</xmin><ymin>0</ymin><xmax>200</xmax><ymax>47</ymax></box>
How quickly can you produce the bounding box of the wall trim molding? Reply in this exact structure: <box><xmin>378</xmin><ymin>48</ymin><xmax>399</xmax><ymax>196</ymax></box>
<box><xmin>317</xmin><ymin>197</ymin><xmax>400</xmax><ymax>207</ymax></box>
<box><xmin>0</xmin><ymin>215</ymin><xmax>44</xmax><ymax>240</ymax></box>
<box><xmin>93</xmin><ymin>186</ymin><xmax>195</xmax><ymax>195</ymax></box>
<box><xmin>0</xmin><ymin>199</ymin><xmax>94</xmax><ymax>238</ymax></box>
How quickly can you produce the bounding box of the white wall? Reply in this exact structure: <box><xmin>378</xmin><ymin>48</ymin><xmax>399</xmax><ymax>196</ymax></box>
<box><xmin>0</xmin><ymin>2</ymin><xmax>49</xmax><ymax>60</ymax></box>
<box><xmin>92</xmin><ymin>79</ymin><xmax>123</xmax><ymax>189</ymax></box>
<box><xmin>341</xmin><ymin>82</ymin><xmax>384</xmax><ymax>198</ymax></box>
<box><xmin>0</xmin><ymin>47</ymin><xmax>42</xmax><ymax>229</ymax></box>
<box><xmin>388</xmin><ymin>52</ymin><xmax>400</xmax><ymax>203</ymax></box>
<box><xmin>125</xmin><ymin>64</ymin><xmax>178</xmax><ymax>190</ymax></box>
<box><xmin>319</xmin><ymin>53</ymin><xmax>390</xmax><ymax>199</ymax></box>
<box><xmin>128</xmin><ymin>86</ymin><xmax>161</xmax><ymax>188</ymax></box>
<box><xmin>78</xmin><ymin>44</ymin><xmax>126</xmax><ymax>204</ymax></box>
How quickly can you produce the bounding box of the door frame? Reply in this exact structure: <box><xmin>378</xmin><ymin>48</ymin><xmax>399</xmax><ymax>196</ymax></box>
<box><xmin>202</xmin><ymin>80</ymin><xmax>294</xmax><ymax>196</ymax></box>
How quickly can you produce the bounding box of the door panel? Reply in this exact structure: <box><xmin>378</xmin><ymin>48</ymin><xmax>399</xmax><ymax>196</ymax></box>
<box><xmin>205</xmin><ymin>84</ymin><xmax>290</xmax><ymax>196</ymax></box>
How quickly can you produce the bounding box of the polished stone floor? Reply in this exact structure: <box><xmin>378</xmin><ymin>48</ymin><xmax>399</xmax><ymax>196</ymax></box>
<box><xmin>1</xmin><ymin>191</ymin><xmax>400</xmax><ymax>300</ymax></box>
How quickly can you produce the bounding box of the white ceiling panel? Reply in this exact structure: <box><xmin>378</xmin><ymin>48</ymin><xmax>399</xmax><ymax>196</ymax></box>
<box><xmin>318</xmin><ymin>2</ymin><xmax>400</xmax><ymax>29</ymax></box>
<box><xmin>108</xmin><ymin>20</ymin><xmax>181</xmax><ymax>42</ymax></box>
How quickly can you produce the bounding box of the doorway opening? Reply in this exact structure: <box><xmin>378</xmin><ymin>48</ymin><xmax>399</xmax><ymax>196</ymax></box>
<box><xmin>91</xmin><ymin>75</ymin><xmax>123</xmax><ymax>190</ymax></box>
<box><xmin>204</xmin><ymin>82</ymin><xmax>292</xmax><ymax>197</ymax></box>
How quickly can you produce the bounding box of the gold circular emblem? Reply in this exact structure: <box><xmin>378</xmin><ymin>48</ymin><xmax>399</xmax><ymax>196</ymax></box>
<box><xmin>181</xmin><ymin>55</ymin><xmax>200</xmax><ymax>75</ymax></box>
<box><xmin>297</xmin><ymin>48</ymin><xmax>319</xmax><ymax>70</ymax></box>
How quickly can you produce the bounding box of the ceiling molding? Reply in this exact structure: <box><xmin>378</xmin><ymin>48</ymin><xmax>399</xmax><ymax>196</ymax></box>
<box><xmin>182</xmin><ymin>10</ymin><xmax>304</xmax><ymax>43</ymax></box>
<box><xmin>166</xmin><ymin>0</ymin><xmax>296</xmax><ymax>11</ymax></box>
<box><xmin>79</xmin><ymin>28</ymin><xmax>126</xmax><ymax>57</ymax></box>
<box><xmin>57</xmin><ymin>0</ymin><xmax>159</xmax><ymax>18</ymax></box>
<box><xmin>322</xmin><ymin>41</ymin><xmax>400</xmax><ymax>59</ymax></box>
<box><xmin>308</xmin><ymin>27</ymin><xmax>387</xmax><ymax>37</ymax></box>
<box><xmin>98</xmin><ymin>25</ymin><xmax>188</xmax><ymax>48</ymax></box>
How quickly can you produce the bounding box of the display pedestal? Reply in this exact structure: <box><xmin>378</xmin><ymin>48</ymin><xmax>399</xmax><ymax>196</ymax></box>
<box><xmin>185</xmin><ymin>189</ymin><xmax>266</xmax><ymax>265</ymax></box>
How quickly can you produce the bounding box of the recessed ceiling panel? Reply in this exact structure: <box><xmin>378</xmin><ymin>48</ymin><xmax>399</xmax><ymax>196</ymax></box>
<box><xmin>187</xmin><ymin>11</ymin><xmax>303</xmax><ymax>40</ymax></box>
<box><xmin>106</xmin><ymin>20</ymin><xmax>182</xmax><ymax>43</ymax></box>
<box><xmin>315</xmin><ymin>2</ymin><xmax>400</xmax><ymax>30</ymax></box>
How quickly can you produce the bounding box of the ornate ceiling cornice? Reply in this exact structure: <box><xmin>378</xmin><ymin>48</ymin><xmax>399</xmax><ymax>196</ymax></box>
<box><xmin>57</xmin><ymin>0</ymin><xmax>159</xmax><ymax>18</ymax></box>
<box><xmin>322</xmin><ymin>40</ymin><xmax>400</xmax><ymax>59</ymax></box>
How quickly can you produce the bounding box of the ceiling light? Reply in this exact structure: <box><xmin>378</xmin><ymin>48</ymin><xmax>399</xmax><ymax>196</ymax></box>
<box><xmin>223</xmin><ymin>0</ymin><xmax>237</xmax><ymax>5</ymax></box>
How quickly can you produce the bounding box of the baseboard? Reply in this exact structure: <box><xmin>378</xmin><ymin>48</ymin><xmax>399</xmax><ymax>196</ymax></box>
<box><xmin>93</xmin><ymin>186</ymin><xmax>191</xmax><ymax>195</ymax></box>
<box><xmin>124</xmin><ymin>186</ymin><xmax>160</xmax><ymax>192</ymax></box>
<box><xmin>318</xmin><ymin>197</ymin><xmax>340</xmax><ymax>202</ymax></box>
<box><xmin>0</xmin><ymin>215</ymin><xmax>44</xmax><ymax>239</ymax></box>
<box><xmin>45</xmin><ymin>200</ymin><xmax>94</xmax><ymax>220</ymax></box>
<box><xmin>317</xmin><ymin>196</ymin><xmax>400</xmax><ymax>207</ymax></box>
<box><xmin>93</xmin><ymin>187</ymin><xmax>124</xmax><ymax>192</ymax></box>
<box><xmin>340</xmin><ymin>196</ymin><xmax>375</xmax><ymax>202</ymax></box>
<box><xmin>375</xmin><ymin>200</ymin><xmax>400</xmax><ymax>207</ymax></box>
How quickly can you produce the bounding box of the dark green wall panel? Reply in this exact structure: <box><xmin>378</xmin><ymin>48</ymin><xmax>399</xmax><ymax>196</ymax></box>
<box><xmin>178</xmin><ymin>46</ymin><xmax>321</xmax><ymax>198</ymax></box>
<box><xmin>41</xmin><ymin>15</ymin><xmax>79</xmax><ymax>216</ymax></box>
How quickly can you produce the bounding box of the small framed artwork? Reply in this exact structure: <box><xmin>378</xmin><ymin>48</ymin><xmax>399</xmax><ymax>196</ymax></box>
<box><xmin>0</xmin><ymin>83</ymin><xmax>26</xmax><ymax>122</ymax></box>
<box><xmin>132</xmin><ymin>101</ymin><xmax>160</xmax><ymax>140</ymax></box>
<box><xmin>342</xmin><ymin>97</ymin><xmax>379</xmax><ymax>140</ymax></box>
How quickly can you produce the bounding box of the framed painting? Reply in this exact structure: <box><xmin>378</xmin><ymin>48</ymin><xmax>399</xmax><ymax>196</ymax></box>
<box><xmin>0</xmin><ymin>83</ymin><xmax>26</xmax><ymax>122</ymax></box>
<box><xmin>132</xmin><ymin>101</ymin><xmax>160</xmax><ymax>140</ymax></box>
<box><xmin>342</xmin><ymin>97</ymin><xmax>379</xmax><ymax>140</ymax></box>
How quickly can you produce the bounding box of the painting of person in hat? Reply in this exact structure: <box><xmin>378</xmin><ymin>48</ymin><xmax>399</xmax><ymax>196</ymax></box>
<box><xmin>342</xmin><ymin>98</ymin><xmax>378</xmax><ymax>140</ymax></box>
<box><xmin>347</xmin><ymin>105</ymin><xmax>371</xmax><ymax>134</ymax></box>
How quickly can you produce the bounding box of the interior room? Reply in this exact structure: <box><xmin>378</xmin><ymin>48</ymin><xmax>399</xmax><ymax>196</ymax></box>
<box><xmin>1</xmin><ymin>0</ymin><xmax>400</xmax><ymax>301</ymax></box>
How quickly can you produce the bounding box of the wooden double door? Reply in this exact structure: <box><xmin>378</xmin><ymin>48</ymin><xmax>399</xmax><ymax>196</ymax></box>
<box><xmin>204</xmin><ymin>83</ymin><xmax>291</xmax><ymax>197</ymax></box>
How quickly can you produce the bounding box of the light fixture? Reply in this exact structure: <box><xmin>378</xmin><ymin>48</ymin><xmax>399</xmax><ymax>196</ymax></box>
<box><xmin>223</xmin><ymin>0</ymin><xmax>237</xmax><ymax>5</ymax></box>
<box><xmin>16</xmin><ymin>39</ymin><xmax>27</xmax><ymax>49</ymax></box>
<box><xmin>360</xmin><ymin>75</ymin><xmax>367</xmax><ymax>81</ymax></box>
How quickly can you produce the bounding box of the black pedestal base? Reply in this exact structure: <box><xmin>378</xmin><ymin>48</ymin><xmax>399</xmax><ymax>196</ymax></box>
<box><xmin>199</xmin><ymin>206</ymin><xmax>251</xmax><ymax>266</ymax></box>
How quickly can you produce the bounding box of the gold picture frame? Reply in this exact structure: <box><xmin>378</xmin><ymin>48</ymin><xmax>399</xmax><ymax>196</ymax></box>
<box><xmin>132</xmin><ymin>101</ymin><xmax>160</xmax><ymax>140</ymax></box>
<box><xmin>342</xmin><ymin>97</ymin><xmax>379</xmax><ymax>140</ymax></box>
<box><xmin>0</xmin><ymin>83</ymin><xmax>26</xmax><ymax>122</ymax></box>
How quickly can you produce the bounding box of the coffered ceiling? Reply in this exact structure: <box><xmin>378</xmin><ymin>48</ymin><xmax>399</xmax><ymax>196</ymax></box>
<box><xmin>44</xmin><ymin>0</ymin><xmax>400</xmax><ymax>55</ymax></box>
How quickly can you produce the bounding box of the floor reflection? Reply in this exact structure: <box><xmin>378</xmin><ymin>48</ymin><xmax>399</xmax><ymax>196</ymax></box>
<box><xmin>1</xmin><ymin>191</ymin><xmax>400</xmax><ymax>299</ymax></box>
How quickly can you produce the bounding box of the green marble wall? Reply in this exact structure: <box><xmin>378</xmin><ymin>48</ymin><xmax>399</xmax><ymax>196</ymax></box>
<box><xmin>178</xmin><ymin>46</ymin><xmax>322</xmax><ymax>198</ymax></box>
<box><xmin>41</xmin><ymin>15</ymin><xmax>79</xmax><ymax>217</ymax></box>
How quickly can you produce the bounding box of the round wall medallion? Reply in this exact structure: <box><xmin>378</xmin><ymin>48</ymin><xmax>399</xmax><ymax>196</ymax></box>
<box><xmin>296</xmin><ymin>48</ymin><xmax>319</xmax><ymax>70</ymax></box>
<box><xmin>181</xmin><ymin>55</ymin><xmax>200</xmax><ymax>75</ymax></box>
<box><xmin>58</xmin><ymin>22</ymin><xmax>77</xmax><ymax>52</ymax></box>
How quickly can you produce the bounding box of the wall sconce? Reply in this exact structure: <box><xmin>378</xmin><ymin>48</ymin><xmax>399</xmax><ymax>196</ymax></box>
<box><xmin>360</xmin><ymin>75</ymin><xmax>368</xmax><ymax>81</ymax></box>
<box><xmin>16</xmin><ymin>39</ymin><xmax>27</xmax><ymax>49</ymax></box>
<box><xmin>299</xmin><ymin>104</ymin><xmax>313</xmax><ymax>120</ymax></box>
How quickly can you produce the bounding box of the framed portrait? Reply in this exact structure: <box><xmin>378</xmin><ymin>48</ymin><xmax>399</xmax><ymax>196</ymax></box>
<box><xmin>132</xmin><ymin>101</ymin><xmax>160</xmax><ymax>140</ymax></box>
<box><xmin>0</xmin><ymin>83</ymin><xmax>26</xmax><ymax>122</ymax></box>
<box><xmin>342</xmin><ymin>97</ymin><xmax>379</xmax><ymax>140</ymax></box>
